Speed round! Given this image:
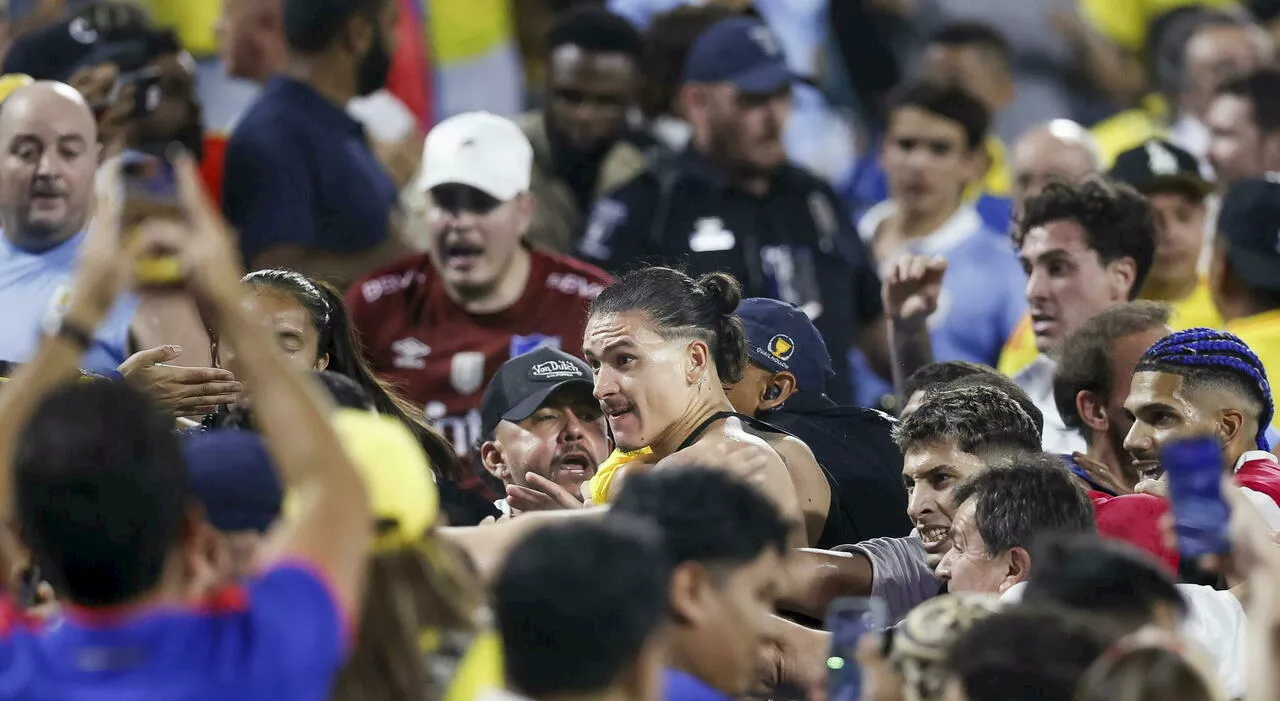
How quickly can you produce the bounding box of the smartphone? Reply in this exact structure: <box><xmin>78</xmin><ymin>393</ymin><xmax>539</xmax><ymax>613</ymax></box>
<box><xmin>105</xmin><ymin>65</ymin><xmax>163</xmax><ymax>119</ymax></box>
<box><xmin>825</xmin><ymin>597</ymin><xmax>889</xmax><ymax>701</ymax></box>
<box><xmin>1161</xmin><ymin>434</ymin><xmax>1231</xmax><ymax>558</ymax></box>
<box><xmin>119</xmin><ymin>150</ymin><xmax>184</xmax><ymax>286</ymax></box>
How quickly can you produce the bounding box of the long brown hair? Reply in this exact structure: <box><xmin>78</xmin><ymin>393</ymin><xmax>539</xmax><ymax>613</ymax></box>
<box><xmin>331</xmin><ymin>535</ymin><xmax>490</xmax><ymax>701</ymax></box>
<box><xmin>240</xmin><ymin>270</ymin><xmax>460</xmax><ymax>478</ymax></box>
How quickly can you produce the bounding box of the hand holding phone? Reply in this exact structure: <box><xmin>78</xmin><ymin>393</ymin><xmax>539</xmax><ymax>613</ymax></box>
<box><xmin>1161</xmin><ymin>434</ymin><xmax>1231</xmax><ymax>558</ymax></box>
<box><xmin>825</xmin><ymin>597</ymin><xmax>889</xmax><ymax>701</ymax></box>
<box><xmin>120</xmin><ymin>150</ymin><xmax>184</xmax><ymax>287</ymax></box>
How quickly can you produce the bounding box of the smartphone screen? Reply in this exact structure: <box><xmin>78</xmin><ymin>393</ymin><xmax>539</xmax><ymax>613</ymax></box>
<box><xmin>119</xmin><ymin>150</ymin><xmax>184</xmax><ymax>286</ymax></box>
<box><xmin>120</xmin><ymin>150</ymin><xmax>179</xmax><ymax>217</ymax></box>
<box><xmin>825</xmin><ymin>597</ymin><xmax>888</xmax><ymax>701</ymax></box>
<box><xmin>1161</xmin><ymin>435</ymin><xmax>1231</xmax><ymax>558</ymax></box>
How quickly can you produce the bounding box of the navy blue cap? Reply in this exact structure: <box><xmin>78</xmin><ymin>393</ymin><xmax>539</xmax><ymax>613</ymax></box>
<box><xmin>737</xmin><ymin>298</ymin><xmax>834</xmax><ymax>395</ymax></box>
<box><xmin>682</xmin><ymin>17</ymin><xmax>795</xmax><ymax>93</ymax></box>
<box><xmin>1219</xmin><ymin>176</ymin><xmax>1280</xmax><ymax>293</ymax></box>
<box><xmin>183</xmin><ymin>429</ymin><xmax>283</xmax><ymax>533</ymax></box>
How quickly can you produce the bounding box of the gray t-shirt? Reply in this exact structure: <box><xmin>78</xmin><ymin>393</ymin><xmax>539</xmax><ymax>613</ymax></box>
<box><xmin>836</xmin><ymin>533</ymin><xmax>941</xmax><ymax>624</ymax></box>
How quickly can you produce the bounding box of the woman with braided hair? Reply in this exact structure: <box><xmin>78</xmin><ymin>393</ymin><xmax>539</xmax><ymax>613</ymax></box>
<box><xmin>1123</xmin><ymin>327</ymin><xmax>1280</xmax><ymax>530</ymax></box>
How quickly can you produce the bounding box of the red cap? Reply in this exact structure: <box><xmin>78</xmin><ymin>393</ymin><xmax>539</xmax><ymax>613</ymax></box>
<box><xmin>1090</xmin><ymin>491</ymin><xmax>1180</xmax><ymax>574</ymax></box>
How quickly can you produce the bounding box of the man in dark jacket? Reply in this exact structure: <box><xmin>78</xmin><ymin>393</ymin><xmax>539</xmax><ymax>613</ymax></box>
<box><xmin>727</xmin><ymin>298</ymin><xmax>911</xmax><ymax>542</ymax></box>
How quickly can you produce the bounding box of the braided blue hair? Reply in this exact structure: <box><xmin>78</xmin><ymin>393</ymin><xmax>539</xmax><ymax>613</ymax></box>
<box><xmin>1136</xmin><ymin>328</ymin><xmax>1273</xmax><ymax>451</ymax></box>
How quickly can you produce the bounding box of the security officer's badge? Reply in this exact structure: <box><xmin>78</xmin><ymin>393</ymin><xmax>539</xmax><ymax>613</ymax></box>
<box><xmin>689</xmin><ymin>217</ymin><xmax>736</xmax><ymax>252</ymax></box>
<box><xmin>761</xmin><ymin>245</ymin><xmax>822</xmax><ymax>313</ymax></box>
<box><xmin>581</xmin><ymin>199</ymin><xmax>627</xmax><ymax>259</ymax></box>
<box><xmin>767</xmin><ymin>335</ymin><xmax>795</xmax><ymax>365</ymax></box>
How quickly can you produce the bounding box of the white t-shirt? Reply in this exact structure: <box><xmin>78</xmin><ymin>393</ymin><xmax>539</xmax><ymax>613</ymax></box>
<box><xmin>1002</xmin><ymin>581</ymin><xmax>1245</xmax><ymax>699</ymax></box>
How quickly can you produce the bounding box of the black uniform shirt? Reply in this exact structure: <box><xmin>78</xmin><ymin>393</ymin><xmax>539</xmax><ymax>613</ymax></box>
<box><xmin>579</xmin><ymin>147</ymin><xmax>882</xmax><ymax>402</ymax></box>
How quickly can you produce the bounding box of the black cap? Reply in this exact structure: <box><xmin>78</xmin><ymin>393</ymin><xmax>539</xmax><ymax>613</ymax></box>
<box><xmin>1109</xmin><ymin>139</ymin><xmax>1212</xmax><ymax>198</ymax></box>
<box><xmin>1</xmin><ymin>4</ymin><xmax>176</xmax><ymax>80</ymax></box>
<box><xmin>480</xmin><ymin>347</ymin><xmax>595</xmax><ymax>438</ymax></box>
<box><xmin>1219</xmin><ymin>176</ymin><xmax>1280</xmax><ymax>293</ymax></box>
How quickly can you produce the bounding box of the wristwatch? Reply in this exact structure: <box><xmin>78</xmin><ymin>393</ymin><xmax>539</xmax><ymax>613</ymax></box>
<box><xmin>41</xmin><ymin>302</ymin><xmax>95</xmax><ymax>351</ymax></box>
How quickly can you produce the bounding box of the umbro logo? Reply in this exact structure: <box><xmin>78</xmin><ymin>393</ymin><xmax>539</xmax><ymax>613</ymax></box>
<box><xmin>391</xmin><ymin>337</ymin><xmax>431</xmax><ymax>370</ymax></box>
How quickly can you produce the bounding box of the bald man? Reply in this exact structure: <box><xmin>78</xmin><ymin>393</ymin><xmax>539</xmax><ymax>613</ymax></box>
<box><xmin>0</xmin><ymin>82</ymin><xmax>238</xmax><ymax>414</ymax></box>
<box><xmin>1008</xmin><ymin>120</ymin><xmax>1101</xmax><ymax>223</ymax></box>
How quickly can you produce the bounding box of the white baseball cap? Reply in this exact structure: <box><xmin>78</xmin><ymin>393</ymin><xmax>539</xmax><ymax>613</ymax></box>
<box><xmin>417</xmin><ymin>111</ymin><xmax>533</xmax><ymax>201</ymax></box>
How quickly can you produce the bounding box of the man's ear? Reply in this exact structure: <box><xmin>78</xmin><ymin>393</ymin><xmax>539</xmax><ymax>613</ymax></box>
<box><xmin>668</xmin><ymin>561</ymin><xmax>714</xmax><ymax>626</ymax></box>
<box><xmin>760</xmin><ymin>372</ymin><xmax>798</xmax><ymax>412</ymax></box>
<box><xmin>1075</xmin><ymin>389</ymin><xmax>1110</xmax><ymax>434</ymax></box>
<box><xmin>1217</xmin><ymin>407</ymin><xmax>1247</xmax><ymax>447</ymax></box>
<box><xmin>686</xmin><ymin>340</ymin><xmax>711</xmax><ymax>386</ymax></box>
<box><xmin>480</xmin><ymin>440</ymin><xmax>510</xmax><ymax>482</ymax></box>
<box><xmin>1106</xmin><ymin>257</ymin><xmax>1138</xmax><ymax>301</ymax></box>
<box><xmin>999</xmin><ymin>546</ymin><xmax>1031</xmax><ymax>594</ymax></box>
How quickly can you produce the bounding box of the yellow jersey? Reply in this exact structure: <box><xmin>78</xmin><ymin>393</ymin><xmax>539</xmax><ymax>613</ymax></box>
<box><xmin>587</xmin><ymin>448</ymin><xmax>652</xmax><ymax>505</ymax></box>
<box><xmin>1227</xmin><ymin>309</ymin><xmax>1280</xmax><ymax>413</ymax></box>
<box><xmin>997</xmin><ymin>277</ymin><xmax>1224</xmax><ymax>377</ymax></box>
<box><xmin>968</xmin><ymin>135</ymin><xmax>1010</xmax><ymax>200</ymax></box>
<box><xmin>1090</xmin><ymin>96</ymin><xmax>1170</xmax><ymax>168</ymax></box>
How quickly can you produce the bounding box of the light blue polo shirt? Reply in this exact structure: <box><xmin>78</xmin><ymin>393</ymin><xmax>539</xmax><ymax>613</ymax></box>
<box><xmin>0</xmin><ymin>230</ymin><xmax>137</xmax><ymax>374</ymax></box>
<box><xmin>851</xmin><ymin>203</ymin><xmax>1026</xmax><ymax>407</ymax></box>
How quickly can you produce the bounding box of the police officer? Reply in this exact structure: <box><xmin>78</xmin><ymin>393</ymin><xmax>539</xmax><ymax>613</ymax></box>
<box><xmin>578</xmin><ymin>16</ymin><xmax>888</xmax><ymax>403</ymax></box>
<box><xmin>727</xmin><ymin>298</ymin><xmax>911</xmax><ymax>543</ymax></box>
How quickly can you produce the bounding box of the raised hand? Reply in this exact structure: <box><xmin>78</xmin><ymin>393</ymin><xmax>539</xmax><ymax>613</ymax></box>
<box><xmin>118</xmin><ymin>344</ymin><xmax>242</xmax><ymax>417</ymax></box>
<box><xmin>883</xmin><ymin>254</ymin><xmax>947</xmax><ymax>325</ymax></box>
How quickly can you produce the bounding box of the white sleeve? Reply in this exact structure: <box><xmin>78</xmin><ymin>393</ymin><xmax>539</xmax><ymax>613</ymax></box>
<box><xmin>1241</xmin><ymin>488</ymin><xmax>1280</xmax><ymax>532</ymax></box>
<box><xmin>1177</xmin><ymin>584</ymin><xmax>1247</xmax><ymax>699</ymax></box>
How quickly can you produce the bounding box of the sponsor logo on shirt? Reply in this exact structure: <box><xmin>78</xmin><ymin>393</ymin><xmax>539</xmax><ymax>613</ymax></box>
<box><xmin>546</xmin><ymin>272</ymin><xmax>605</xmax><ymax>299</ymax></box>
<box><xmin>530</xmin><ymin>359</ymin><xmax>584</xmax><ymax>381</ymax></box>
<box><xmin>510</xmin><ymin>334</ymin><xmax>561</xmax><ymax>358</ymax></box>
<box><xmin>391</xmin><ymin>337</ymin><xmax>432</xmax><ymax>370</ymax></box>
<box><xmin>450</xmin><ymin>351</ymin><xmax>486</xmax><ymax>395</ymax></box>
<box><xmin>361</xmin><ymin>271</ymin><xmax>423</xmax><ymax>304</ymax></box>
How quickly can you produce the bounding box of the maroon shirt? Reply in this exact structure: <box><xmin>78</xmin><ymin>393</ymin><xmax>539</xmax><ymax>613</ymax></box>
<box><xmin>347</xmin><ymin>249</ymin><xmax>614</xmax><ymax>455</ymax></box>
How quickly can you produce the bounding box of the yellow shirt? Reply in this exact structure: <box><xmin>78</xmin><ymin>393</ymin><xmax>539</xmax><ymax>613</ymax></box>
<box><xmin>970</xmin><ymin>135</ymin><xmax>1010</xmax><ymax>199</ymax></box>
<box><xmin>1227</xmin><ymin>309</ymin><xmax>1280</xmax><ymax>411</ymax></box>
<box><xmin>997</xmin><ymin>277</ymin><xmax>1224</xmax><ymax>377</ymax></box>
<box><xmin>1081</xmin><ymin>0</ymin><xmax>1239</xmax><ymax>54</ymax></box>
<box><xmin>1090</xmin><ymin>99</ymin><xmax>1169</xmax><ymax>168</ymax></box>
<box><xmin>587</xmin><ymin>448</ymin><xmax>652</xmax><ymax>505</ymax></box>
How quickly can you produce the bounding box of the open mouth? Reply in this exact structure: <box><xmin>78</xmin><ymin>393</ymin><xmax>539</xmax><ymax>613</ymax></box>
<box><xmin>918</xmin><ymin>525</ymin><xmax>950</xmax><ymax>552</ymax></box>
<box><xmin>557</xmin><ymin>453</ymin><xmax>596</xmax><ymax>478</ymax></box>
<box><xmin>1031</xmin><ymin>314</ymin><xmax>1056</xmax><ymax>334</ymax></box>
<box><xmin>1132</xmin><ymin>459</ymin><xmax>1163</xmax><ymax>480</ymax></box>
<box><xmin>442</xmin><ymin>243</ymin><xmax>484</xmax><ymax>268</ymax></box>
